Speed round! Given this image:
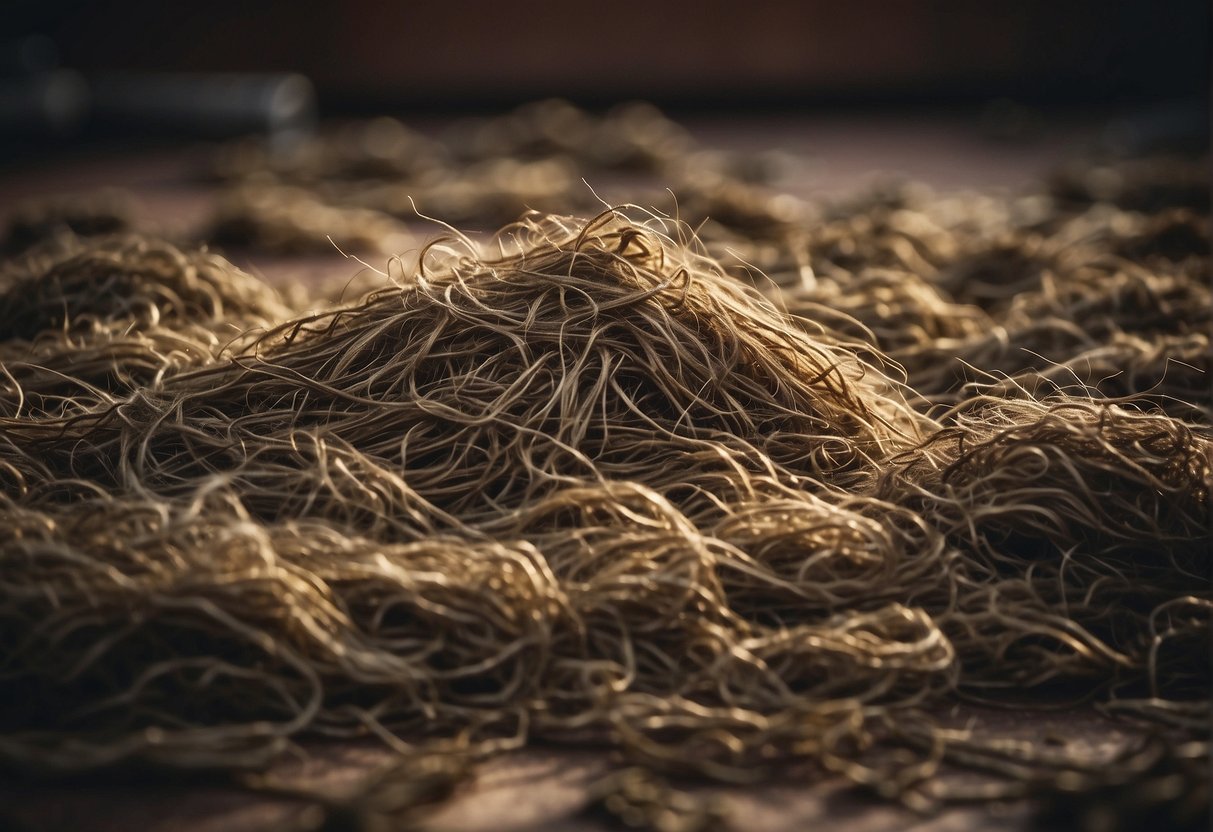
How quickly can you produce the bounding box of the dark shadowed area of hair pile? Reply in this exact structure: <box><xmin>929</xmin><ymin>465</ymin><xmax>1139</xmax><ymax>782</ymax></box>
<box><xmin>0</xmin><ymin>102</ymin><xmax>1209</xmax><ymax>830</ymax></box>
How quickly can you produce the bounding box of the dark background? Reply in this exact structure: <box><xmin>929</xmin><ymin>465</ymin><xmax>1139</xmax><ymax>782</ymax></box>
<box><xmin>4</xmin><ymin>0</ymin><xmax>1210</xmax><ymax>112</ymax></box>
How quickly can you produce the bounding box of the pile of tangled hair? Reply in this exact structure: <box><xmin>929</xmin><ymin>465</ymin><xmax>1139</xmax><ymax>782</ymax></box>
<box><xmin>0</xmin><ymin>102</ymin><xmax>1209</xmax><ymax>831</ymax></box>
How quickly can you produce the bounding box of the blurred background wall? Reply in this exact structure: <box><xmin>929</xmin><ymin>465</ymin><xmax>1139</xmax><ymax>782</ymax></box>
<box><xmin>5</xmin><ymin>0</ymin><xmax>1209</xmax><ymax>111</ymax></box>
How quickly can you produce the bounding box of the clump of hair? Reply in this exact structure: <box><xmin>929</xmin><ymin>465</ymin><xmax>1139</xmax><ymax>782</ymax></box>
<box><xmin>0</xmin><ymin>113</ymin><xmax>1208</xmax><ymax>827</ymax></box>
<box><xmin>0</xmin><ymin>233</ymin><xmax>293</xmax><ymax>417</ymax></box>
<box><xmin>2</xmin><ymin>189</ymin><xmax>135</xmax><ymax>256</ymax></box>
